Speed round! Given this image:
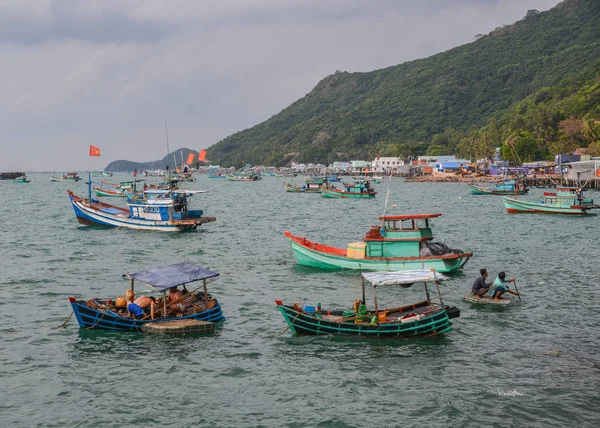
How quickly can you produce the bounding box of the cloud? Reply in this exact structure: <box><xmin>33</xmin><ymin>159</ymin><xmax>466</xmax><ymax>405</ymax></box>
<box><xmin>0</xmin><ymin>0</ymin><xmax>561</xmax><ymax>170</ymax></box>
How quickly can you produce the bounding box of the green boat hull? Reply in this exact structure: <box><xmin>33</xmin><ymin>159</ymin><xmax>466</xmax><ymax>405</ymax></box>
<box><xmin>277</xmin><ymin>304</ymin><xmax>453</xmax><ymax>338</ymax></box>
<box><xmin>321</xmin><ymin>188</ymin><xmax>376</xmax><ymax>198</ymax></box>
<box><xmin>288</xmin><ymin>238</ymin><xmax>469</xmax><ymax>272</ymax></box>
<box><xmin>502</xmin><ymin>196</ymin><xmax>589</xmax><ymax>215</ymax></box>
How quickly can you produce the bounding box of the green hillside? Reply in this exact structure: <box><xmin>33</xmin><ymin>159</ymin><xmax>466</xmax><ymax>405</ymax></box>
<box><xmin>207</xmin><ymin>0</ymin><xmax>600</xmax><ymax>167</ymax></box>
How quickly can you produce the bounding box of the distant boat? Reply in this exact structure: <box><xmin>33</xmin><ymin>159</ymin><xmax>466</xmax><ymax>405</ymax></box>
<box><xmin>276</xmin><ymin>269</ymin><xmax>460</xmax><ymax>339</ymax></box>
<box><xmin>226</xmin><ymin>172</ymin><xmax>260</xmax><ymax>181</ymax></box>
<box><xmin>0</xmin><ymin>172</ymin><xmax>24</xmax><ymax>180</ymax></box>
<box><xmin>284</xmin><ymin>213</ymin><xmax>472</xmax><ymax>272</ymax></box>
<box><xmin>502</xmin><ymin>187</ymin><xmax>599</xmax><ymax>215</ymax></box>
<box><xmin>68</xmin><ymin>185</ymin><xmax>216</xmax><ymax>232</ymax></box>
<box><xmin>283</xmin><ymin>176</ymin><xmax>331</xmax><ymax>193</ymax></box>
<box><xmin>51</xmin><ymin>172</ymin><xmax>81</xmax><ymax>182</ymax></box>
<box><xmin>321</xmin><ymin>179</ymin><xmax>377</xmax><ymax>198</ymax></box>
<box><xmin>467</xmin><ymin>178</ymin><xmax>528</xmax><ymax>195</ymax></box>
<box><xmin>68</xmin><ymin>262</ymin><xmax>225</xmax><ymax>331</ymax></box>
<box><xmin>91</xmin><ymin>171</ymin><xmax>113</xmax><ymax>177</ymax></box>
<box><xmin>13</xmin><ymin>175</ymin><xmax>31</xmax><ymax>183</ymax></box>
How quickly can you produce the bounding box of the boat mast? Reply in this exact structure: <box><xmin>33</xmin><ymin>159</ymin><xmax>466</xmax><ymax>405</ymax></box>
<box><xmin>381</xmin><ymin>169</ymin><xmax>393</xmax><ymax>226</ymax></box>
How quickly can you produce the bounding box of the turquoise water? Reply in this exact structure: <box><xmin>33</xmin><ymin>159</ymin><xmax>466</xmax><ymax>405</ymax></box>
<box><xmin>1</xmin><ymin>174</ymin><xmax>599</xmax><ymax>427</ymax></box>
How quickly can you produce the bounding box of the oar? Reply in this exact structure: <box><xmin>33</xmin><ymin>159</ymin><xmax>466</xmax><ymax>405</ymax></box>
<box><xmin>513</xmin><ymin>279</ymin><xmax>522</xmax><ymax>302</ymax></box>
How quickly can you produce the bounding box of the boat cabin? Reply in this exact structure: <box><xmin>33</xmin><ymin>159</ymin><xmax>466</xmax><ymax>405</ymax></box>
<box><xmin>362</xmin><ymin>214</ymin><xmax>441</xmax><ymax>258</ymax></box>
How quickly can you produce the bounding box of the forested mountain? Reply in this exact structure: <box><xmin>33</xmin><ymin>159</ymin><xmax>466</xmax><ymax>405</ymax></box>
<box><xmin>207</xmin><ymin>0</ymin><xmax>600</xmax><ymax>167</ymax></box>
<box><xmin>104</xmin><ymin>148</ymin><xmax>198</xmax><ymax>172</ymax></box>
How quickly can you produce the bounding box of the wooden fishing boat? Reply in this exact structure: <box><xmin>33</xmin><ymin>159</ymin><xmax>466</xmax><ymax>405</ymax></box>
<box><xmin>13</xmin><ymin>175</ymin><xmax>31</xmax><ymax>183</ymax></box>
<box><xmin>91</xmin><ymin>171</ymin><xmax>113</xmax><ymax>177</ymax></box>
<box><xmin>93</xmin><ymin>181</ymin><xmax>128</xmax><ymax>197</ymax></box>
<box><xmin>463</xmin><ymin>292</ymin><xmax>512</xmax><ymax>305</ymax></box>
<box><xmin>68</xmin><ymin>185</ymin><xmax>216</xmax><ymax>232</ymax></box>
<box><xmin>283</xmin><ymin>176</ymin><xmax>331</xmax><ymax>193</ymax></box>
<box><xmin>284</xmin><ymin>213</ymin><xmax>472</xmax><ymax>272</ymax></box>
<box><xmin>502</xmin><ymin>187</ymin><xmax>599</xmax><ymax>215</ymax></box>
<box><xmin>226</xmin><ymin>172</ymin><xmax>261</xmax><ymax>181</ymax></box>
<box><xmin>467</xmin><ymin>179</ymin><xmax>528</xmax><ymax>195</ymax></box>
<box><xmin>321</xmin><ymin>179</ymin><xmax>377</xmax><ymax>198</ymax></box>
<box><xmin>276</xmin><ymin>269</ymin><xmax>459</xmax><ymax>338</ymax></box>
<box><xmin>51</xmin><ymin>172</ymin><xmax>81</xmax><ymax>182</ymax></box>
<box><xmin>69</xmin><ymin>262</ymin><xmax>225</xmax><ymax>331</ymax></box>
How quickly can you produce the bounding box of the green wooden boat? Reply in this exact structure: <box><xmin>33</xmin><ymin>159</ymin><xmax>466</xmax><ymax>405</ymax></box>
<box><xmin>467</xmin><ymin>179</ymin><xmax>528</xmax><ymax>195</ymax></box>
<box><xmin>321</xmin><ymin>179</ymin><xmax>376</xmax><ymax>198</ymax></box>
<box><xmin>13</xmin><ymin>175</ymin><xmax>31</xmax><ymax>183</ymax></box>
<box><xmin>284</xmin><ymin>213</ymin><xmax>472</xmax><ymax>272</ymax></box>
<box><xmin>276</xmin><ymin>269</ymin><xmax>459</xmax><ymax>339</ymax></box>
<box><xmin>502</xmin><ymin>187</ymin><xmax>599</xmax><ymax>215</ymax></box>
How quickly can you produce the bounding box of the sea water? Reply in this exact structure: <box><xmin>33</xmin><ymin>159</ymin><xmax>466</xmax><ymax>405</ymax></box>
<box><xmin>1</xmin><ymin>174</ymin><xmax>599</xmax><ymax>427</ymax></box>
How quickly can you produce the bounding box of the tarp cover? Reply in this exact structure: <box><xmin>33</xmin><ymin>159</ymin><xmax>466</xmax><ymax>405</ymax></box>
<box><xmin>362</xmin><ymin>270</ymin><xmax>447</xmax><ymax>286</ymax></box>
<box><xmin>126</xmin><ymin>262</ymin><xmax>219</xmax><ymax>292</ymax></box>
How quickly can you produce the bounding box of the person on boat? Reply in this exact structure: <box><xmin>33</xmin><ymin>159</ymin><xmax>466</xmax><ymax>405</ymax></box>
<box><xmin>472</xmin><ymin>268</ymin><xmax>491</xmax><ymax>298</ymax></box>
<box><xmin>127</xmin><ymin>295</ymin><xmax>156</xmax><ymax>320</ymax></box>
<box><xmin>168</xmin><ymin>286</ymin><xmax>186</xmax><ymax>315</ymax></box>
<box><xmin>489</xmin><ymin>272</ymin><xmax>520</xmax><ymax>300</ymax></box>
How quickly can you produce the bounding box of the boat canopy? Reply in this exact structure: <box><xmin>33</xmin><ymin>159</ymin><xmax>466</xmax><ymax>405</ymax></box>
<box><xmin>125</xmin><ymin>262</ymin><xmax>220</xmax><ymax>292</ymax></box>
<box><xmin>362</xmin><ymin>269</ymin><xmax>448</xmax><ymax>286</ymax></box>
<box><xmin>379</xmin><ymin>214</ymin><xmax>442</xmax><ymax>221</ymax></box>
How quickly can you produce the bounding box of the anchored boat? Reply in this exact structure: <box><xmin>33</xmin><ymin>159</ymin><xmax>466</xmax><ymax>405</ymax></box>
<box><xmin>69</xmin><ymin>262</ymin><xmax>225</xmax><ymax>331</ymax></box>
<box><xmin>502</xmin><ymin>187</ymin><xmax>599</xmax><ymax>215</ymax></box>
<box><xmin>284</xmin><ymin>213</ymin><xmax>472</xmax><ymax>272</ymax></box>
<box><xmin>321</xmin><ymin>179</ymin><xmax>377</xmax><ymax>198</ymax></box>
<box><xmin>68</xmin><ymin>184</ymin><xmax>216</xmax><ymax>231</ymax></box>
<box><xmin>467</xmin><ymin>178</ymin><xmax>528</xmax><ymax>195</ymax></box>
<box><xmin>276</xmin><ymin>269</ymin><xmax>459</xmax><ymax>338</ymax></box>
<box><xmin>51</xmin><ymin>172</ymin><xmax>81</xmax><ymax>182</ymax></box>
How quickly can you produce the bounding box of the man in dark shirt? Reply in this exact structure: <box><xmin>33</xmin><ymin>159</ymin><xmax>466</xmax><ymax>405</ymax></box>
<box><xmin>472</xmin><ymin>268</ymin><xmax>491</xmax><ymax>297</ymax></box>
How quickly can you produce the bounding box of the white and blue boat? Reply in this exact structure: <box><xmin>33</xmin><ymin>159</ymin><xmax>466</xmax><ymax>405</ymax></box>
<box><xmin>69</xmin><ymin>262</ymin><xmax>225</xmax><ymax>331</ymax></box>
<box><xmin>68</xmin><ymin>184</ymin><xmax>216</xmax><ymax>231</ymax></box>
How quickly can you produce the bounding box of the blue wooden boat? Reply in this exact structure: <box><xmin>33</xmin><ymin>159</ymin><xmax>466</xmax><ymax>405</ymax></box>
<box><xmin>502</xmin><ymin>187</ymin><xmax>599</xmax><ymax>215</ymax></box>
<box><xmin>276</xmin><ymin>269</ymin><xmax>459</xmax><ymax>339</ymax></box>
<box><xmin>69</xmin><ymin>262</ymin><xmax>225</xmax><ymax>331</ymax></box>
<box><xmin>68</xmin><ymin>184</ymin><xmax>216</xmax><ymax>231</ymax></box>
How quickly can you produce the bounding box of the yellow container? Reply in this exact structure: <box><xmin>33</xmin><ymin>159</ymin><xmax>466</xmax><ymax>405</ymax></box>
<box><xmin>347</xmin><ymin>242</ymin><xmax>366</xmax><ymax>259</ymax></box>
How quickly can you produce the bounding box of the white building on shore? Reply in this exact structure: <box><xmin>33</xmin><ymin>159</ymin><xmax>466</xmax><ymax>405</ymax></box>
<box><xmin>370</xmin><ymin>157</ymin><xmax>404</xmax><ymax>174</ymax></box>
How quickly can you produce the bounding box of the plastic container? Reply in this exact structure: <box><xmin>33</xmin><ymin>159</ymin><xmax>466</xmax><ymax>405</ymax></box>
<box><xmin>303</xmin><ymin>305</ymin><xmax>316</xmax><ymax>314</ymax></box>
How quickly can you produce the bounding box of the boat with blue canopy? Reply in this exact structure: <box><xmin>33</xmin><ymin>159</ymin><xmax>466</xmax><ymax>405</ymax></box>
<box><xmin>276</xmin><ymin>269</ymin><xmax>459</xmax><ymax>338</ymax></box>
<box><xmin>69</xmin><ymin>262</ymin><xmax>225</xmax><ymax>331</ymax></box>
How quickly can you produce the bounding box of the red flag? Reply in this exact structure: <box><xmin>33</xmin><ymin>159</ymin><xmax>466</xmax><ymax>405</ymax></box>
<box><xmin>186</xmin><ymin>153</ymin><xmax>195</xmax><ymax>165</ymax></box>
<box><xmin>89</xmin><ymin>145</ymin><xmax>101</xmax><ymax>157</ymax></box>
<box><xmin>198</xmin><ymin>150</ymin><xmax>207</xmax><ymax>162</ymax></box>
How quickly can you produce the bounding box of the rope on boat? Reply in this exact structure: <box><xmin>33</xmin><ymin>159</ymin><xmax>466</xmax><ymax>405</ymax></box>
<box><xmin>86</xmin><ymin>308</ymin><xmax>109</xmax><ymax>329</ymax></box>
<box><xmin>277</xmin><ymin>310</ymin><xmax>302</xmax><ymax>337</ymax></box>
<box><xmin>52</xmin><ymin>311</ymin><xmax>74</xmax><ymax>329</ymax></box>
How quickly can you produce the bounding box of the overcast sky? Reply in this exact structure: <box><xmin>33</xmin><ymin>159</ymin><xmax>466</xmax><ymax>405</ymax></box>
<box><xmin>0</xmin><ymin>0</ymin><xmax>561</xmax><ymax>171</ymax></box>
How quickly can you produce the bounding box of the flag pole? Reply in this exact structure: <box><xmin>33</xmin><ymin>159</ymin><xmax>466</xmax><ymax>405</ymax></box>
<box><xmin>88</xmin><ymin>149</ymin><xmax>92</xmax><ymax>202</ymax></box>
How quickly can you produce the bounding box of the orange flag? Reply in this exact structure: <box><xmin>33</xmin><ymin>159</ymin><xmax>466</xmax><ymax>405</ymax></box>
<box><xmin>198</xmin><ymin>150</ymin><xmax>207</xmax><ymax>162</ymax></box>
<box><xmin>186</xmin><ymin>153</ymin><xmax>195</xmax><ymax>165</ymax></box>
<box><xmin>89</xmin><ymin>145</ymin><xmax>101</xmax><ymax>157</ymax></box>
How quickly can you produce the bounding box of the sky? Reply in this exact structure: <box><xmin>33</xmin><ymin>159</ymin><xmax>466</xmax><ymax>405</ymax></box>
<box><xmin>0</xmin><ymin>0</ymin><xmax>562</xmax><ymax>171</ymax></box>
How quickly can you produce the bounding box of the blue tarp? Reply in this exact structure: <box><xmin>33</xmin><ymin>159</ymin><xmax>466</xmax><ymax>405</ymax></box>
<box><xmin>126</xmin><ymin>262</ymin><xmax>220</xmax><ymax>292</ymax></box>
